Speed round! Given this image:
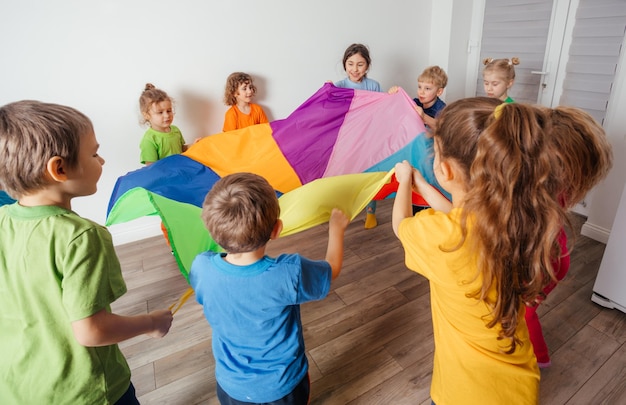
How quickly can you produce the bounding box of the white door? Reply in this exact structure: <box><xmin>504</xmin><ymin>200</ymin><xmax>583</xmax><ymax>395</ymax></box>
<box><xmin>476</xmin><ymin>0</ymin><xmax>555</xmax><ymax>104</ymax></box>
<box><xmin>478</xmin><ymin>0</ymin><xmax>626</xmax><ymax>215</ymax></box>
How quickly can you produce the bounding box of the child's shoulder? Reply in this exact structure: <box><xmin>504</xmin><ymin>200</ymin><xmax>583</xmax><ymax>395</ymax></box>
<box><xmin>3</xmin><ymin>204</ymin><xmax>110</xmax><ymax>240</ymax></box>
<box><xmin>400</xmin><ymin>208</ymin><xmax>459</xmax><ymax>236</ymax></box>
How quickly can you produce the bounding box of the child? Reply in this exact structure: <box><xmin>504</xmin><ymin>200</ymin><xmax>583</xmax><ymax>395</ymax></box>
<box><xmin>335</xmin><ymin>43</ymin><xmax>381</xmax><ymax>228</ymax></box>
<box><xmin>482</xmin><ymin>57</ymin><xmax>520</xmax><ymax>102</ymax></box>
<box><xmin>0</xmin><ymin>100</ymin><xmax>174</xmax><ymax>404</ymax></box>
<box><xmin>391</xmin><ymin>98</ymin><xmax>612</xmax><ymax>404</ymax></box>
<box><xmin>334</xmin><ymin>43</ymin><xmax>381</xmax><ymax>91</ymax></box>
<box><xmin>412</xmin><ymin>65</ymin><xmax>448</xmax><ymax>131</ymax></box>
<box><xmin>139</xmin><ymin>83</ymin><xmax>187</xmax><ymax>165</ymax></box>
<box><xmin>189</xmin><ymin>172</ymin><xmax>350</xmax><ymax>405</ymax></box>
<box><xmin>222</xmin><ymin>72</ymin><xmax>269</xmax><ymax>132</ymax></box>
<box><xmin>524</xmin><ymin>105</ymin><xmax>614</xmax><ymax>368</ymax></box>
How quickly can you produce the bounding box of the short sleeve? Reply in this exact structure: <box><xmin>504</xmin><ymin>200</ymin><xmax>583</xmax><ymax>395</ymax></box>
<box><xmin>61</xmin><ymin>227</ymin><xmax>127</xmax><ymax>321</ymax></box>
<box><xmin>139</xmin><ymin>133</ymin><xmax>158</xmax><ymax>164</ymax></box>
<box><xmin>223</xmin><ymin>107</ymin><xmax>238</xmax><ymax>132</ymax></box>
<box><xmin>296</xmin><ymin>256</ymin><xmax>332</xmax><ymax>303</ymax></box>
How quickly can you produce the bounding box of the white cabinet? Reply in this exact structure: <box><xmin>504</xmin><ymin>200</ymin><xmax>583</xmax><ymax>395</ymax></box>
<box><xmin>592</xmin><ymin>184</ymin><xmax>626</xmax><ymax>313</ymax></box>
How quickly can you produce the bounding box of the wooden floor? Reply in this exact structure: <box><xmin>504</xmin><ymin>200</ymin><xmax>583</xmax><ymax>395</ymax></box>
<box><xmin>112</xmin><ymin>199</ymin><xmax>626</xmax><ymax>404</ymax></box>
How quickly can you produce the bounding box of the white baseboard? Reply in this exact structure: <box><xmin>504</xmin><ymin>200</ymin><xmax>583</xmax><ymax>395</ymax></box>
<box><xmin>581</xmin><ymin>221</ymin><xmax>610</xmax><ymax>244</ymax></box>
<box><xmin>108</xmin><ymin>216</ymin><xmax>163</xmax><ymax>246</ymax></box>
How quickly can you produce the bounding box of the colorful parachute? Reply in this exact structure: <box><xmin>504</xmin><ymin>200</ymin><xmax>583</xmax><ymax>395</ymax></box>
<box><xmin>106</xmin><ymin>83</ymin><xmax>446</xmax><ymax>280</ymax></box>
<box><xmin>0</xmin><ymin>191</ymin><xmax>15</xmax><ymax>207</ymax></box>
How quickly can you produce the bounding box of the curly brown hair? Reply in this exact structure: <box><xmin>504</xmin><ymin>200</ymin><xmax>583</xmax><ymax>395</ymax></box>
<box><xmin>223</xmin><ymin>72</ymin><xmax>257</xmax><ymax>106</ymax></box>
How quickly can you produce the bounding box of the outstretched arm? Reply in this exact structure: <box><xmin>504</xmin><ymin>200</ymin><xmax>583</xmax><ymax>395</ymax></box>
<box><xmin>72</xmin><ymin>308</ymin><xmax>173</xmax><ymax>347</ymax></box>
<box><xmin>412</xmin><ymin>168</ymin><xmax>453</xmax><ymax>213</ymax></box>
<box><xmin>419</xmin><ymin>109</ymin><xmax>438</xmax><ymax>131</ymax></box>
<box><xmin>325</xmin><ymin>208</ymin><xmax>350</xmax><ymax>280</ymax></box>
<box><xmin>392</xmin><ymin>161</ymin><xmax>415</xmax><ymax>237</ymax></box>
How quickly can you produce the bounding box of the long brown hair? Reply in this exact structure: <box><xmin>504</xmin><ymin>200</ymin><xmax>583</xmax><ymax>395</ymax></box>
<box><xmin>433</xmin><ymin>97</ymin><xmax>612</xmax><ymax>353</ymax></box>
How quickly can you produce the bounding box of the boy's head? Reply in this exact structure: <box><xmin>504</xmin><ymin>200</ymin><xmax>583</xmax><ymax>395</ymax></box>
<box><xmin>418</xmin><ymin>66</ymin><xmax>448</xmax><ymax>89</ymax></box>
<box><xmin>416</xmin><ymin>66</ymin><xmax>448</xmax><ymax>108</ymax></box>
<box><xmin>202</xmin><ymin>172</ymin><xmax>280</xmax><ymax>253</ymax></box>
<box><xmin>224</xmin><ymin>72</ymin><xmax>257</xmax><ymax>106</ymax></box>
<box><xmin>0</xmin><ymin>100</ymin><xmax>93</xmax><ymax>198</ymax></box>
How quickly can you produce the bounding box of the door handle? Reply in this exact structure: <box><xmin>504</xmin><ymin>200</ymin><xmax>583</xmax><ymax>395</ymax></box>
<box><xmin>531</xmin><ymin>71</ymin><xmax>549</xmax><ymax>75</ymax></box>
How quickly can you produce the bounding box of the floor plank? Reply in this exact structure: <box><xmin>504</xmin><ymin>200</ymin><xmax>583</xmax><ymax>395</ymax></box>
<box><xmin>111</xmin><ymin>199</ymin><xmax>626</xmax><ymax>404</ymax></box>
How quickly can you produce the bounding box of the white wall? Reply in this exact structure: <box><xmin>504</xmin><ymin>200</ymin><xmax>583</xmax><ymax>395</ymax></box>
<box><xmin>580</xmin><ymin>33</ymin><xmax>626</xmax><ymax>243</ymax></box>
<box><xmin>1</xmin><ymin>0</ymin><xmax>429</xmax><ymax>243</ymax></box>
<box><xmin>3</xmin><ymin>0</ymin><xmax>623</xmax><ymax>245</ymax></box>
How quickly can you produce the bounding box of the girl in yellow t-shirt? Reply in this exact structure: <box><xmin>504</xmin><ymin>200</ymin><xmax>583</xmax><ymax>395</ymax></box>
<box><xmin>391</xmin><ymin>97</ymin><xmax>612</xmax><ymax>405</ymax></box>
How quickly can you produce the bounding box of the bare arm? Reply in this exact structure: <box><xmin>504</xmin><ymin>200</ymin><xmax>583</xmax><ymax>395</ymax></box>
<box><xmin>421</xmin><ymin>113</ymin><xmax>438</xmax><ymax>131</ymax></box>
<box><xmin>325</xmin><ymin>208</ymin><xmax>350</xmax><ymax>280</ymax></box>
<box><xmin>71</xmin><ymin>308</ymin><xmax>173</xmax><ymax>347</ymax></box>
<box><xmin>392</xmin><ymin>161</ymin><xmax>415</xmax><ymax>237</ymax></box>
<box><xmin>412</xmin><ymin>167</ymin><xmax>453</xmax><ymax>213</ymax></box>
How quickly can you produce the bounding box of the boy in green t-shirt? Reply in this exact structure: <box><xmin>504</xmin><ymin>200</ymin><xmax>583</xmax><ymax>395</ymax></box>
<box><xmin>0</xmin><ymin>100</ymin><xmax>173</xmax><ymax>404</ymax></box>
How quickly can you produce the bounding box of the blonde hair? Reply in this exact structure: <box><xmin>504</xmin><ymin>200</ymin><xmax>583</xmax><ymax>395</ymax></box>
<box><xmin>482</xmin><ymin>57</ymin><xmax>520</xmax><ymax>82</ymax></box>
<box><xmin>418</xmin><ymin>65</ymin><xmax>448</xmax><ymax>89</ymax></box>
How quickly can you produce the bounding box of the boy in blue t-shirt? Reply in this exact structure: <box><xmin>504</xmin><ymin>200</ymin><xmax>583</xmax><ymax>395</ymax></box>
<box><xmin>190</xmin><ymin>172</ymin><xmax>350</xmax><ymax>404</ymax></box>
<box><xmin>0</xmin><ymin>100</ymin><xmax>173</xmax><ymax>404</ymax></box>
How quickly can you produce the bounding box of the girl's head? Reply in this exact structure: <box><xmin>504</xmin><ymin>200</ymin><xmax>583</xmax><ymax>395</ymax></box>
<box><xmin>139</xmin><ymin>83</ymin><xmax>174</xmax><ymax>132</ymax></box>
<box><xmin>342</xmin><ymin>43</ymin><xmax>372</xmax><ymax>84</ymax></box>
<box><xmin>482</xmin><ymin>57</ymin><xmax>520</xmax><ymax>101</ymax></box>
<box><xmin>433</xmin><ymin>97</ymin><xmax>612</xmax><ymax>353</ymax></box>
<box><xmin>433</xmin><ymin>97</ymin><xmax>501</xmax><ymax>188</ymax></box>
<box><xmin>224</xmin><ymin>72</ymin><xmax>257</xmax><ymax>107</ymax></box>
<box><xmin>544</xmin><ymin>106</ymin><xmax>613</xmax><ymax>208</ymax></box>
